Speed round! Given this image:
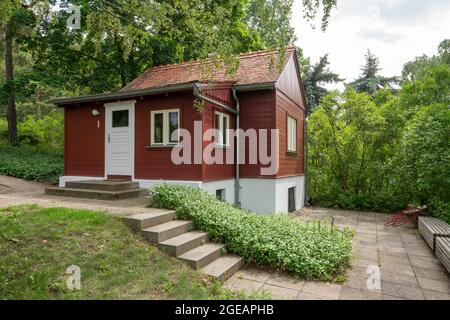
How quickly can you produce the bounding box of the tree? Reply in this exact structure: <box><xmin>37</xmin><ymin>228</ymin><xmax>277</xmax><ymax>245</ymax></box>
<box><xmin>398</xmin><ymin>103</ymin><xmax>450</xmax><ymax>223</ymax></box>
<box><xmin>402</xmin><ymin>39</ymin><xmax>450</xmax><ymax>81</ymax></box>
<box><xmin>399</xmin><ymin>63</ymin><xmax>450</xmax><ymax>117</ymax></box>
<box><xmin>1</xmin><ymin>0</ymin><xmax>44</xmax><ymax>145</ymax></box>
<box><xmin>350</xmin><ymin>50</ymin><xmax>398</xmax><ymax>95</ymax></box>
<box><xmin>299</xmin><ymin>52</ymin><xmax>342</xmax><ymax>112</ymax></box>
<box><xmin>20</xmin><ymin>0</ymin><xmax>339</xmax><ymax>95</ymax></box>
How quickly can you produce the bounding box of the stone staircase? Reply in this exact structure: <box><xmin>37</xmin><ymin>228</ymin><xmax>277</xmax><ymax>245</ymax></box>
<box><xmin>45</xmin><ymin>180</ymin><xmax>148</xmax><ymax>200</ymax></box>
<box><xmin>123</xmin><ymin>209</ymin><xmax>244</xmax><ymax>281</ymax></box>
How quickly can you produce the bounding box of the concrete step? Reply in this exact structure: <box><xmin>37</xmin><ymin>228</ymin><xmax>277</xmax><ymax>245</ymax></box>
<box><xmin>142</xmin><ymin>220</ymin><xmax>193</xmax><ymax>243</ymax></box>
<box><xmin>201</xmin><ymin>255</ymin><xmax>244</xmax><ymax>281</ymax></box>
<box><xmin>158</xmin><ymin>231</ymin><xmax>208</xmax><ymax>256</ymax></box>
<box><xmin>45</xmin><ymin>187</ymin><xmax>148</xmax><ymax>200</ymax></box>
<box><xmin>179</xmin><ymin>243</ymin><xmax>225</xmax><ymax>270</ymax></box>
<box><xmin>123</xmin><ymin>210</ymin><xmax>176</xmax><ymax>231</ymax></box>
<box><xmin>66</xmin><ymin>180</ymin><xmax>140</xmax><ymax>191</ymax></box>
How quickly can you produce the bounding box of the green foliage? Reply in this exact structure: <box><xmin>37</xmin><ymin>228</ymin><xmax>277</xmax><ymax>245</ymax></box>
<box><xmin>402</xmin><ymin>39</ymin><xmax>450</xmax><ymax>81</ymax></box>
<box><xmin>149</xmin><ymin>184</ymin><xmax>353</xmax><ymax>281</ymax></box>
<box><xmin>0</xmin><ymin>144</ymin><xmax>63</xmax><ymax>182</ymax></box>
<box><xmin>308</xmin><ymin>88</ymin><xmax>400</xmax><ymax>204</ymax></box>
<box><xmin>298</xmin><ymin>51</ymin><xmax>343</xmax><ymax>112</ymax></box>
<box><xmin>398</xmin><ymin>63</ymin><xmax>450</xmax><ymax>117</ymax></box>
<box><xmin>310</xmin><ymin>42</ymin><xmax>450</xmax><ymax>222</ymax></box>
<box><xmin>18</xmin><ymin>112</ymin><xmax>63</xmax><ymax>147</ymax></box>
<box><xmin>0</xmin><ymin>205</ymin><xmax>267</xmax><ymax>299</ymax></box>
<box><xmin>397</xmin><ymin>103</ymin><xmax>450</xmax><ymax>222</ymax></box>
<box><xmin>350</xmin><ymin>50</ymin><xmax>398</xmax><ymax>95</ymax></box>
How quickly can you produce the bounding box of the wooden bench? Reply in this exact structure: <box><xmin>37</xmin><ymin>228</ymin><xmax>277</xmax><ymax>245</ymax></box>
<box><xmin>418</xmin><ymin>216</ymin><xmax>450</xmax><ymax>273</ymax></box>
<box><xmin>436</xmin><ymin>237</ymin><xmax>450</xmax><ymax>274</ymax></box>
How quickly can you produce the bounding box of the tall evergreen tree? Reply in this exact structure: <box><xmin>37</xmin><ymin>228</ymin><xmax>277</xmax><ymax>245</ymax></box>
<box><xmin>297</xmin><ymin>49</ymin><xmax>342</xmax><ymax>113</ymax></box>
<box><xmin>350</xmin><ymin>50</ymin><xmax>398</xmax><ymax>95</ymax></box>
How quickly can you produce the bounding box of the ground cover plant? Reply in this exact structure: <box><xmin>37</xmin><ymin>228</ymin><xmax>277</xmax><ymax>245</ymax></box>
<box><xmin>149</xmin><ymin>184</ymin><xmax>353</xmax><ymax>281</ymax></box>
<box><xmin>0</xmin><ymin>144</ymin><xmax>63</xmax><ymax>182</ymax></box>
<box><xmin>0</xmin><ymin>205</ymin><xmax>268</xmax><ymax>299</ymax></box>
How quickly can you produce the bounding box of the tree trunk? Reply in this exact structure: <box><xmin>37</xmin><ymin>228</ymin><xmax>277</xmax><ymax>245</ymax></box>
<box><xmin>5</xmin><ymin>20</ymin><xmax>17</xmax><ymax>145</ymax></box>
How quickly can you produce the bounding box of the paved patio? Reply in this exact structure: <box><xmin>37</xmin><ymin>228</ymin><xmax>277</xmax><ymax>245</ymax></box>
<box><xmin>0</xmin><ymin>176</ymin><xmax>448</xmax><ymax>300</ymax></box>
<box><xmin>224</xmin><ymin>208</ymin><xmax>450</xmax><ymax>300</ymax></box>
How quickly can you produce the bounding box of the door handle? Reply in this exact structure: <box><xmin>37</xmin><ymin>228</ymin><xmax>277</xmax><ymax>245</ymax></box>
<box><xmin>108</xmin><ymin>134</ymin><xmax>111</xmax><ymax>143</ymax></box>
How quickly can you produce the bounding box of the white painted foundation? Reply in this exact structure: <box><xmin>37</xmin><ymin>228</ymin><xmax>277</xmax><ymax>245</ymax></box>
<box><xmin>59</xmin><ymin>176</ymin><xmax>105</xmax><ymax>187</ymax></box>
<box><xmin>240</xmin><ymin>176</ymin><xmax>305</xmax><ymax>214</ymax></box>
<box><xmin>58</xmin><ymin>175</ymin><xmax>305</xmax><ymax>214</ymax></box>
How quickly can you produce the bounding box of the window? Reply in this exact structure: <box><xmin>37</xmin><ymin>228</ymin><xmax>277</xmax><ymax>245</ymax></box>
<box><xmin>216</xmin><ymin>189</ymin><xmax>225</xmax><ymax>201</ymax></box>
<box><xmin>151</xmin><ymin>109</ymin><xmax>180</xmax><ymax>146</ymax></box>
<box><xmin>214</xmin><ymin>111</ymin><xmax>230</xmax><ymax>147</ymax></box>
<box><xmin>287</xmin><ymin>115</ymin><xmax>297</xmax><ymax>153</ymax></box>
<box><xmin>112</xmin><ymin>110</ymin><xmax>129</xmax><ymax>127</ymax></box>
<box><xmin>288</xmin><ymin>187</ymin><xmax>296</xmax><ymax>212</ymax></box>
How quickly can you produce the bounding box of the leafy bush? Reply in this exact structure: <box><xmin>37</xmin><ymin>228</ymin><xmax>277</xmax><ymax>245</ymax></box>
<box><xmin>18</xmin><ymin>112</ymin><xmax>63</xmax><ymax>148</ymax></box>
<box><xmin>397</xmin><ymin>102</ymin><xmax>450</xmax><ymax>222</ymax></box>
<box><xmin>0</xmin><ymin>144</ymin><xmax>63</xmax><ymax>182</ymax></box>
<box><xmin>310</xmin><ymin>191</ymin><xmax>408</xmax><ymax>213</ymax></box>
<box><xmin>149</xmin><ymin>184</ymin><xmax>353</xmax><ymax>281</ymax></box>
<box><xmin>428</xmin><ymin>199</ymin><xmax>450</xmax><ymax>225</ymax></box>
<box><xmin>308</xmin><ymin>61</ymin><xmax>450</xmax><ymax>223</ymax></box>
<box><xmin>0</xmin><ymin>119</ymin><xmax>7</xmax><ymax>140</ymax></box>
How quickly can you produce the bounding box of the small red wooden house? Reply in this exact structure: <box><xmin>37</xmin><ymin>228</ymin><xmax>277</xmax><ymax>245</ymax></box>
<box><xmin>51</xmin><ymin>46</ymin><xmax>308</xmax><ymax>214</ymax></box>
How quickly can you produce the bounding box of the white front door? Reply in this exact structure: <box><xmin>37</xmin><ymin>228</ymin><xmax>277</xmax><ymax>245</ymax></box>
<box><xmin>105</xmin><ymin>101</ymin><xmax>135</xmax><ymax>177</ymax></box>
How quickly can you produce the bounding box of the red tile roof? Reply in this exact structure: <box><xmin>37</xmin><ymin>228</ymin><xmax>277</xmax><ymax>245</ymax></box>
<box><xmin>121</xmin><ymin>47</ymin><xmax>296</xmax><ymax>91</ymax></box>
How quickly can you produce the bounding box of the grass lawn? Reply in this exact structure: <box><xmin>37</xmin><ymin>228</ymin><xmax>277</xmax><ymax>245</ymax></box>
<box><xmin>0</xmin><ymin>205</ymin><xmax>267</xmax><ymax>300</ymax></box>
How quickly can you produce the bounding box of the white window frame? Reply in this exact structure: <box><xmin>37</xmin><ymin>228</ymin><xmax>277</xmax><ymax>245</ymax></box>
<box><xmin>214</xmin><ymin>111</ymin><xmax>230</xmax><ymax>147</ymax></box>
<box><xmin>287</xmin><ymin>115</ymin><xmax>297</xmax><ymax>153</ymax></box>
<box><xmin>151</xmin><ymin>108</ymin><xmax>180</xmax><ymax>146</ymax></box>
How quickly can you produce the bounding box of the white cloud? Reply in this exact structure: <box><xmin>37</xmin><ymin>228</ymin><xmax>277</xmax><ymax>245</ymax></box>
<box><xmin>292</xmin><ymin>0</ymin><xmax>450</xmax><ymax>87</ymax></box>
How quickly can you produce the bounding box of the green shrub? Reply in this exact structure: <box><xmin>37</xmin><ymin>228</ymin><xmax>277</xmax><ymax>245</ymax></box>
<box><xmin>310</xmin><ymin>191</ymin><xmax>408</xmax><ymax>213</ymax></box>
<box><xmin>149</xmin><ymin>184</ymin><xmax>353</xmax><ymax>281</ymax></box>
<box><xmin>0</xmin><ymin>144</ymin><xmax>63</xmax><ymax>182</ymax></box>
<box><xmin>0</xmin><ymin>119</ymin><xmax>7</xmax><ymax>140</ymax></box>
<box><xmin>428</xmin><ymin>199</ymin><xmax>450</xmax><ymax>225</ymax></box>
<box><xmin>18</xmin><ymin>112</ymin><xmax>63</xmax><ymax>148</ymax></box>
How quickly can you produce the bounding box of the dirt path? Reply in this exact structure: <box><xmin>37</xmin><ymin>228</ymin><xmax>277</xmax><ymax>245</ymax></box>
<box><xmin>0</xmin><ymin>175</ymin><xmax>149</xmax><ymax>216</ymax></box>
<box><xmin>0</xmin><ymin>175</ymin><xmax>47</xmax><ymax>194</ymax></box>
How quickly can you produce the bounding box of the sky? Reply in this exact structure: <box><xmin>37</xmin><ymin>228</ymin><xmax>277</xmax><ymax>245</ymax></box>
<box><xmin>292</xmin><ymin>0</ymin><xmax>450</xmax><ymax>87</ymax></box>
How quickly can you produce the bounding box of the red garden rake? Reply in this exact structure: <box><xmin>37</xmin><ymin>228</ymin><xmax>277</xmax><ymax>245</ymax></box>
<box><xmin>384</xmin><ymin>205</ymin><xmax>427</xmax><ymax>226</ymax></box>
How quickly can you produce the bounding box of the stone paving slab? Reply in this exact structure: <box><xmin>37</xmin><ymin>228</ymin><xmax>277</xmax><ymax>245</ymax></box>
<box><xmin>223</xmin><ymin>207</ymin><xmax>450</xmax><ymax>300</ymax></box>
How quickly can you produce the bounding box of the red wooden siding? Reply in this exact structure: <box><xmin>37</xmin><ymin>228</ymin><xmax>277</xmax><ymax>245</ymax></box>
<box><xmin>275</xmin><ymin>90</ymin><xmax>305</xmax><ymax>177</ymax></box>
<box><xmin>134</xmin><ymin>92</ymin><xmax>203</xmax><ymax>180</ymax></box>
<box><xmin>238</xmin><ymin>89</ymin><xmax>277</xmax><ymax>178</ymax></box>
<box><xmin>64</xmin><ymin>103</ymin><xmax>105</xmax><ymax>177</ymax></box>
<box><xmin>63</xmin><ymin>80</ymin><xmax>305</xmax><ymax>181</ymax></box>
<box><xmin>201</xmin><ymin>102</ymin><xmax>236</xmax><ymax>181</ymax></box>
<box><xmin>275</xmin><ymin>54</ymin><xmax>306</xmax><ymax>111</ymax></box>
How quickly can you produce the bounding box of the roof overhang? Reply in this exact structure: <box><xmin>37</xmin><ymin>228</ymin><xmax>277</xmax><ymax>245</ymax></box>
<box><xmin>233</xmin><ymin>82</ymin><xmax>275</xmax><ymax>92</ymax></box>
<box><xmin>49</xmin><ymin>81</ymin><xmax>276</xmax><ymax>106</ymax></box>
<box><xmin>50</xmin><ymin>82</ymin><xmax>197</xmax><ymax>106</ymax></box>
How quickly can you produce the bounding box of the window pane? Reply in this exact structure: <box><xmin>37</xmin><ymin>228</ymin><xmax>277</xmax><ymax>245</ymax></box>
<box><xmin>216</xmin><ymin>189</ymin><xmax>225</xmax><ymax>201</ymax></box>
<box><xmin>215</xmin><ymin>114</ymin><xmax>221</xmax><ymax>145</ymax></box>
<box><xmin>222</xmin><ymin>116</ymin><xmax>228</xmax><ymax>145</ymax></box>
<box><xmin>153</xmin><ymin>113</ymin><xmax>163</xmax><ymax>143</ymax></box>
<box><xmin>288</xmin><ymin>187</ymin><xmax>296</xmax><ymax>212</ymax></box>
<box><xmin>169</xmin><ymin>111</ymin><xmax>179</xmax><ymax>143</ymax></box>
<box><xmin>287</xmin><ymin>116</ymin><xmax>296</xmax><ymax>152</ymax></box>
<box><xmin>112</xmin><ymin>110</ymin><xmax>129</xmax><ymax>128</ymax></box>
